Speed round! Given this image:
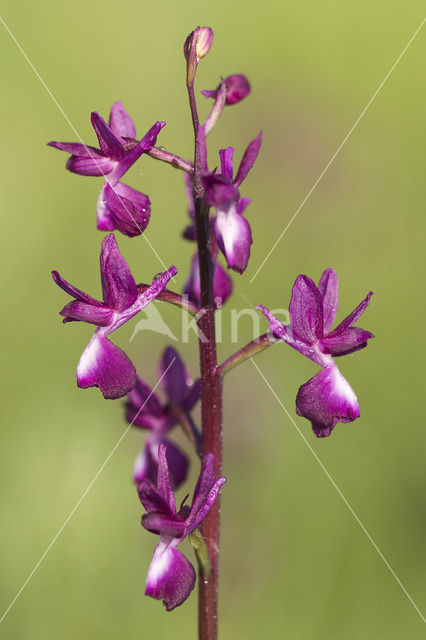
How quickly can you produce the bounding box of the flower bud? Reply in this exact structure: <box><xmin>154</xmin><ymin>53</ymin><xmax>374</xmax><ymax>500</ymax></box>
<box><xmin>202</xmin><ymin>74</ymin><xmax>251</xmax><ymax>105</ymax></box>
<box><xmin>195</xmin><ymin>27</ymin><xmax>214</xmax><ymax>59</ymax></box>
<box><xmin>184</xmin><ymin>27</ymin><xmax>214</xmax><ymax>85</ymax></box>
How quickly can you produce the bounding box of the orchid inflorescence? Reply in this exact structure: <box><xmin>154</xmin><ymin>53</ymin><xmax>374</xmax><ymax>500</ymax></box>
<box><xmin>50</xmin><ymin>25</ymin><xmax>374</xmax><ymax>634</ymax></box>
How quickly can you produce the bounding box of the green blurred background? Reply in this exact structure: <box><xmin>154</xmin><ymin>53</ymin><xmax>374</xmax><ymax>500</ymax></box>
<box><xmin>0</xmin><ymin>1</ymin><xmax>425</xmax><ymax>638</ymax></box>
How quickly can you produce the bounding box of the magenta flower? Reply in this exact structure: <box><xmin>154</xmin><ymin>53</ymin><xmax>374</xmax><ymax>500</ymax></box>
<box><xmin>52</xmin><ymin>234</ymin><xmax>177</xmax><ymax>399</ymax></box>
<box><xmin>257</xmin><ymin>269</ymin><xmax>374</xmax><ymax>437</ymax></box>
<box><xmin>127</xmin><ymin>346</ymin><xmax>201</xmax><ymax>489</ymax></box>
<box><xmin>203</xmin><ymin>133</ymin><xmax>262</xmax><ymax>273</ymax></box>
<box><xmin>139</xmin><ymin>443</ymin><xmax>226</xmax><ymax>610</ymax></box>
<box><xmin>202</xmin><ymin>74</ymin><xmax>251</xmax><ymax>105</ymax></box>
<box><xmin>48</xmin><ymin>102</ymin><xmax>165</xmax><ymax>237</ymax></box>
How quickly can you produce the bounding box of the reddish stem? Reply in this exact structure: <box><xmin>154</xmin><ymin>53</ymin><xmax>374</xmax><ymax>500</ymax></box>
<box><xmin>187</xmin><ymin>75</ymin><xmax>222</xmax><ymax>640</ymax></box>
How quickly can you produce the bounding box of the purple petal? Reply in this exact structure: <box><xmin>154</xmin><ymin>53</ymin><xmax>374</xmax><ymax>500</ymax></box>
<box><xmin>109</xmin><ymin>101</ymin><xmax>137</xmax><ymax>139</ymax></box>
<box><xmin>47</xmin><ymin>141</ymin><xmax>103</xmax><ymax>157</ymax></box>
<box><xmin>185</xmin><ymin>454</ymin><xmax>214</xmax><ymax>526</ymax></box>
<box><xmin>214</xmin><ymin>208</ymin><xmax>252</xmax><ymax>274</ymax></box>
<box><xmin>126</xmin><ymin>377</ymin><xmax>164</xmax><ymax>429</ymax></box>
<box><xmin>134</xmin><ymin>445</ymin><xmax>157</xmax><ymax>485</ymax></box>
<box><xmin>98</xmin><ymin>182</ymin><xmax>150</xmax><ymax>237</ymax></box>
<box><xmin>201</xmin><ymin>74</ymin><xmax>251</xmax><ymax>106</ymax></box>
<box><xmin>185</xmin><ymin>454</ymin><xmax>226</xmax><ymax>535</ymax></box>
<box><xmin>51</xmin><ymin>270</ymin><xmax>102</xmax><ymax>306</ymax></box>
<box><xmin>142</xmin><ymin>512</ymin><xmax>185</xmax><ymax>537</ymax></box>
<box><xmin>185</xmin><ymin>378</ymin><xmax>201</xmax><ymax>412</ymax></box>
<box><xmin>289</xmin><ymin>275</ymin><xmax>324</xmax><ymax>344</ymax></box>
<box><xmin>160</xmin><ymin>347</ymin><xmax>189</xmax><ymax>405</ymax></box>
<box><xmin>212</xmin><ymin>261</ymin><xmax>233</xmax><ymax>306</ymax></box>
<box><xmin>318</xmin><ymin>269</ymin><xmax>338</xmax><ymax>334</ymax></box>
<box><xmin>105</xmin><ymin>265</ymin><xmax>178</xmax><ymax>335</ymax></box>
<box><xmin>100</xmin><ymin>234</ymin><xmax>138</xmax><ymax>311</ymax></box>
<box><xmin>157</xmin><ymin>443</ymin><xmax>176</xmax><ymax>514</ymax></box>
<box><xmin>59</xmin><ymin>300</ymin><xmax>113</xmax><ymax>326</ymax></box>
<box><xmin>223</xmin><ymin>74</ymin><xmax>251</xmax><ymax>105</ymax></box>
<box><xmin>296</xmin><ymin>365</ymin><xmax>360</xmax><ymax>437</ymax></box>
<box><xmin>145</xmin><ymin>543</ymin><xmax>196</xmax><ymax>611</ymax></box>
<box><xmin>134</xmin><ymin>438</ymin><xmax>188</xmax><ymax>490</ymax></box>
<box><xmin>96</xmin><ymin>185</ymin><xmax>115</xmax><ymax>232</ymax></box>
<box><xmin>113</xmin><ymin>121</ymin><xmax>165</xmax><ymax>182</ymax></box>
<box><xmin>138</xmin><ymin>478</ymin><xmax>172</xmax><ymax>514</ymax></box>
<box><xmin>164</xmin><ymin>440</ymin><xmax>189</xmax><ymax>490</ymax></box>
<box><xmin>185</xmin><ymin>477</ymin><xmax>226</xmax><ymax>536</ymax></box>
<box><xmin>219</xmin><ymin>147</ymin><xmax>234</xmax><ymax>181</ymax></box>
<box><xmin>321</xmin><ymin>327</ymin><xmax>374</xmax><ymax>357</ymax></box>
<box><xmin>236</xmin><ymin>197</ymin><xmax>251</xmax><ymax>216</ymax></box>
<box><xmin>76</xmin><ymin>333</ymin><xmax>136</xmax><ymax>399</ymax></box>
<box><xmin>135</xmin><ymin>266</ymin><xmax>178</xmax><ymax>311</ymax></box>
<box><xmin>256</xmin><ymin>305</ymin><xmax>288</xmax><ymax>340</ymax></box>
<box><xmin>256</xmin><ymin>304</ymin><xmax>325</xmax><ymax>364</ymax></box>
<box><xmin>183</xmin><ymin>254</ymin><xmax>232</xmax><ymax>309</ymax></box>
<box><xmin>115</xmin><ymin>182</ymin><xmax>150</xmax><ymax>212</ymax></box>
<box><xmin>90</xmin><ymin>112</ymin><xmax>124</xmax><ymax>160</ymax></box>
<box><xmin>182</xmin><ymin>224</ymin><xmax>196</xmax><ymax>241</ymax></box>
<box><xmin>201</xmin><ymin>89</ymin><xmax>217</xmax><ymax>99</ymax></box>
<box><xmin>203</xmin><ymin>174</ymin><xmax>239</xmax><ymax>208</ymax></box>
<box><xmin>333</xmin><ymin>292</ymin><xmax>374</xmax><ymax>332</ymax></box>
<box><xmin>66</xmin><ymin>154</ymin><xmax>115</xmax><ymax>176</ymax></box>
<box><xmin>233</xmin><ymin>132</ymin><xmax>262</xmax><ymax>187</ymax></box>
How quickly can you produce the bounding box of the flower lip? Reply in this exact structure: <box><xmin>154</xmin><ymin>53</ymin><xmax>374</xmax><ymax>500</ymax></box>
<box><xmin>145</xmin><ymin>542</ymin><xmax>196</xmax><ymax>611</ymax></box>
<box><xmin>296</xmin><ymin>364</ymin><xmax>360</xmax><ymax>437</ymax></box>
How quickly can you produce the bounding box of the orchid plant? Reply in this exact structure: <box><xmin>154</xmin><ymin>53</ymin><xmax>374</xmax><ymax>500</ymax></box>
<box><xmin>50</xmin><ymin>26</ymin><xmax>373</xmax><ymax>639</ymax></box>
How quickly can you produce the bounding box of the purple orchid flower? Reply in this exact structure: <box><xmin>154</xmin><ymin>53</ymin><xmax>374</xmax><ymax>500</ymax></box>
<box><xmin>139</xmin><ymin>443</ymin><xmax>226</xmax><ymax>610</ymax></box>
<box><xmin>48</xmin><ymin>102</ymin><xmax>165</xmax><ymax>237</ymax></box>
<box><xmin>127</xmin><ymin>346</ymin><xmax>201</xmax><ymax>489</ymax></box>
<box><xmin>52</xmin><ymin>233</ymin><xmax>177</xmax><ymax>399</ymax></box>
<box><xmin>257</xmin><ymin>269</ymin><xmax>374</xmax><ymax>437</ymax></box>
<box><xmin>202</xmin><ymin>74</ymin><xmax>251</xmax><ymax>105</ymax></box>
<box><xmin>203</xmin><ymin>132</ymin><xmax>262</xmax><ymax>274</ymax></box>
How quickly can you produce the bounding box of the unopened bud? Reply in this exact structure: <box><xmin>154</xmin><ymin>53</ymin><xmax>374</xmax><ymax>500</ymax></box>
<box><xmin>195</xmin><ymin>27</ymin><xmax>214</xmax><ymax>59</ymax></box>
<box><xmin>202</xmin><ymin>74</ymin><xmax>251</xmax><ymax>106</ymax></box>
<box><xmin>184</xmin><ymin>26</ymin><xmax>214</xmax><ymax>86</ymax></box>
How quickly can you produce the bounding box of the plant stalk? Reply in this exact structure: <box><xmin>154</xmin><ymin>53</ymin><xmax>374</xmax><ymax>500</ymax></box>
<box><xmin>217</xmin><ymin>333</ymin><xmax>277</xmax><ymax>377</ymax></box>
<box><xmin>187</xmin><ymin>75</ymin><xmax>222</xmax><ymax>640</ymax></box>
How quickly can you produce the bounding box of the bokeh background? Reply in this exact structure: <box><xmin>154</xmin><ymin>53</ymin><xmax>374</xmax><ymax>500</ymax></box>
<box><xmin>0</xmin><ymin>2</ymin><xmax>425</xmax><ymax>638</ymax></box>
